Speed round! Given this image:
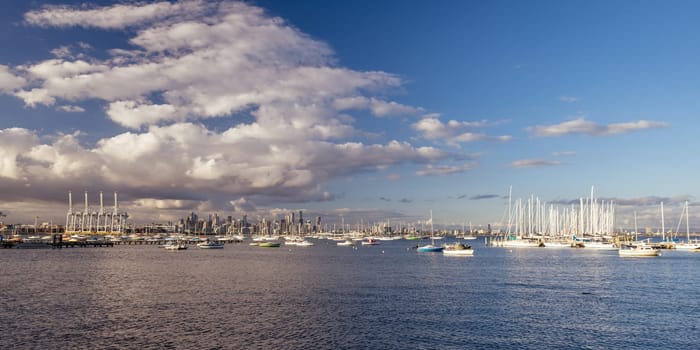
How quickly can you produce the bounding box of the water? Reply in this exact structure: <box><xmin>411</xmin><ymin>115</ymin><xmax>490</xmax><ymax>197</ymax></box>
<box><xmin>2</xmin><ymin>239</ymin><xmax>700</xmax><ymax>349</ymax></box>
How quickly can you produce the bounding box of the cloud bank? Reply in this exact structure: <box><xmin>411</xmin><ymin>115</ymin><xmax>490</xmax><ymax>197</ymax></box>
<box><xmin>0</xmin><ymin>1</ymin><xmax>450</xmax><ymax>217</ymax></box>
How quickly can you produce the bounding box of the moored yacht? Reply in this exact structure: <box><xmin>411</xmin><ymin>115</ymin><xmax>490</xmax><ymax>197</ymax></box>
<box><xmin>619</xmin><ymin>242</ymin><xmax>659</xmax><ymax>257</ymax></box>
<box><xmin>442</xmin><ymin>243</ymin><xmax>473</xmax><ymax>256</ymax></box>
<box><xmin>197</xmin><ymin>241</ymin><xmax>224</xmax><ymax>249</ymax></box>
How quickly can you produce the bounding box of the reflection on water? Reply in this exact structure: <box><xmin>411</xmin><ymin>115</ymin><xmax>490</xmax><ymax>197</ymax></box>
<box><xmin>2</xmin><ymin>239</ymin><xmax>700</xmax><ymax>349</ymax></box>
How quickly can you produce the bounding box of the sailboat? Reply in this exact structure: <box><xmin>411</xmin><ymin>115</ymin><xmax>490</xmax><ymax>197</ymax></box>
<box><xmin>674</xmin><ymin>202</ymin><xmax>700</xmax><ymax>250</ymax></box>
<box><xmin>619</xmin><ymin>212</ymin><xmax>659</xmax><ymax>257</ymax></box>
<box><xmin>417</xmin><ymin>211</ymin><xmax>444</xmax><ymax>253</ymax></box>
<box><xmin>461</xmin><ymin>222</ymin><xmax>477</xmax><ymax>240</ymax></box>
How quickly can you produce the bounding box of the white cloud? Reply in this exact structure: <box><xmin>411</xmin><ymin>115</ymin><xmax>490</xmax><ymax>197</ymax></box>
<box><xmin>412</xmin><ymin>115</ymin><xmax>510</xmax><ymax>146</ymax></box>
<box><xmin>334</xmin><ymin>96</ymin><xmax>423</xmax><ymax>117</ymax></box>
<box><xmin>0</xmin><ymin>125</ymin><xmax>447</xmax><ymax>207</ymax></box>
<box><xmin>134</xmin><ymin>198</ymin><xmax>193</xmax><ymax>209</ymax></box>
<box><xmin>106</xmin><ymin>101</ymin><xmax>179</xmax><ymax>128</ymax></box>
<box><xmin>0</xmin><ymin>128</ymin><xmax>39</xmax><ymax>179</ymax></box>
<box><xmin>56</xmin><ymin>105</ymin><xmax>85</xmax><ymax>113</ymax></box>
<box><xmin>369</xmin><ymin>98</ymin><xmax>424</xmax><ymax>117</ymax></box>
<box><xmin>14</xmin><ymin>1</ymin><xmax>415</xmax><ymax>131</ymax></box>
<box><xmin>14</xmin><ymin>88</ymin><xmax>56</xmax><ymax>107</ymax></box>
<box><xmin>527</xmin><ymin>118</ymin><xmax>668</xmax><ymax>137</ymax></box>
<box><xmin>24</xmin><ymin>1</ymin><xmax>210</xmax><ymax>29</ymax></box>
<box><xmin>1</xmin><ymin>1</ymin><xmax>459</xmax><ymax>218</ymax></box>
<box><xmin>0</xmin><ymin>65</ymin><xmax>27</xmax><ymax>92</ymax></box>
<box><xmin>416</xmin><ymin>163</ymin><xmax>477</xmax><ymax>176</ymax></box>
<box><xmin>509</xmin><ymin>159</ymin><xmax>562</xmax><ymax>168</ymax></box>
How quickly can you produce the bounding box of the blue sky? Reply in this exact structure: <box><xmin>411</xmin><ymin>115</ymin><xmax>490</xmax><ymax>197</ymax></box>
<box><xmin>0</xmin><ymin>0</ymin><xmax>698</xmax><ymax>229</ymax></box>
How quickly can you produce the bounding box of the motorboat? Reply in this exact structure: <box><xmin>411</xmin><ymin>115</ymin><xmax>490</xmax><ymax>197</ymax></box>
<box><xmin>197</xmin><ymin>241</ymin><xmax>224</xmax><ymax>249</ymax></box>
<box><xmin>361</xmin><ymin>239</ymin><xmax>379</xmax><ymax>246</ymax></box>
<box><xmin>618</xmin><ymin>244</ymin><xmax>659</xmax><ymax>257</ymax></box>
<box><xmin>164</xmin><ymin>242</ymin><xmax>187</xmax><ymax>250</ymax></box>
<box><xmin>336</xmin><ymin>239</ymin><xmax>354</xmax><ymax>247</ymax></box>
<box><xmin>296</xmin><ymin>240</ymin><xmax>314</xmax><ymax>247</ymax></box>
<box><xmin>442</xmin><ymin>243</ymin><xmax>473</xmax><ymax>256</ymax></box>
<box><xmin>584</xmin><ymin>240</ymin><xmax>617</xmax><ymax>250</ymax></box>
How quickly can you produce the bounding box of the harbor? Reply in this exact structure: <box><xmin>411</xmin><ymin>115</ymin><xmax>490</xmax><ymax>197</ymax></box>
<box><xmin>2</xmin><ymin>236</ymin><xmax>700</xmax><ymax>349</ymax></box>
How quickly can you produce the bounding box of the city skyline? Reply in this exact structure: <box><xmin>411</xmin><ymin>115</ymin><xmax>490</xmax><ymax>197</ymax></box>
<box><xmin>1</xmin><ymin>0</ymin><xmax>699</xmax><ymax>228</ymax></box>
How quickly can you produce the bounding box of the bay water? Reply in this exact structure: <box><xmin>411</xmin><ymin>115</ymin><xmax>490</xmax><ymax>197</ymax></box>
<box><xmin>2</xmin><ymin>238</ymin><xmax>699</xmax><ymax>349</ymax></box>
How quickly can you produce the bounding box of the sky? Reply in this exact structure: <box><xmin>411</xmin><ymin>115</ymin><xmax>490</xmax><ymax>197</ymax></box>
<box><xmin>0</xmin><ymin>0</ymin><xmax>699</xmax><ymax>230</ymax></box>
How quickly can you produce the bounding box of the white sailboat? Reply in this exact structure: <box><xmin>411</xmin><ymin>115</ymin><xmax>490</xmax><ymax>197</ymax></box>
<box><xmin>461</xmin><ymin>221</ymin><xmax>476</xmax><ymax>240</ymax></box>
<box><xmin>674</xmin><ymin>201</ymin><xmax>700</xmax><ymax>250</ymax></box>
<box><xmin>619</xmin><ymin>213</ymin><xmax>658</xmax><ymax>257</ymax></box>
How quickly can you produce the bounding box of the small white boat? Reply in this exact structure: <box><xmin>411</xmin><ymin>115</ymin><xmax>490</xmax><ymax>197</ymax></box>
<box><xmin>619</xmin><ymin>244</ymin><xmax>659</xmax><ymax>257</ymax></box>
<box><xmin>499</xmin><ymin>238</ymin><xmax>542</xmax><ymax>248</ymax></box>
<box><xmin>542</xmin><ymin>240</ymin><xmax>573</xmax><ymax>249</ymax></box>
<box><xmin>584</xmin><ymin>241</ymin><xmax>617</xmax><ymax>250</ymax></box>
<box><xmin>164</xmin><ymin>242</ymin><xmax>187</xmax><ymax>250</ymax></box>
<box><xmin>442</xmin><ymin>243</ymin><xmax>474</xmax><ymax>256</ymax></box>
<box><xmin>361</xmin><ymin>239</ymin><xmax>379</xmax><ymax>246</ymax></box>
<box><xmin>675</xmin><ymin>242</ymin><xmax>700</xmax><ymax>250</ymax></box>
<box><xmin>336</xmin><ymin>239</ymin><xmax>354</xmax><ymax>247</ymax></box>
<box><xmin>197</xmin><ymin>241</ymin><xmax>224</xmax><ymax>249</ymax></box>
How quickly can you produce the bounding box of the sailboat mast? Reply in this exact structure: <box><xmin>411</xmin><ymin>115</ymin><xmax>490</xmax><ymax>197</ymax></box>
<box><xmin>686</xmin><ymin>201</ymin><xmax>690</xmax><ymax>242</ymax></box>
<box><xmin>634</xmin><ymin>211</ymin><xmax>638</xmax><ymax>242</ymax></box>
<box><xmin>430</xmin><ymin>210</ymin><xmax>434</xmax><ymax>237</ymax></box>
<box><xmin>661</xmin><ymin>202</ymin><xmax>665</xmax><ymax>241</ymax></box>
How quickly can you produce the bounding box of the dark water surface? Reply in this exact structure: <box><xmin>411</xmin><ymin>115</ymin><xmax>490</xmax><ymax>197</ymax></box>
<box><xmin>2</xmin><ymin>239</ymin><xmax>700</xmax><ymax>349</ymax></box>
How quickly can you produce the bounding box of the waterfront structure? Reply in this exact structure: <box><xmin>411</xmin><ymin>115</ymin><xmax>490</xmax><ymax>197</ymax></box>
<box><xmin>65</xmin><ymin>191</ymin><xmax>129</xmax><ymax>234</ymax></box>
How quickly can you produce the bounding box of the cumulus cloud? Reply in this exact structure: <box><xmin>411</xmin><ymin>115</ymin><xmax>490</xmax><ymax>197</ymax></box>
<box><xmin>0</xmin><ymin>1</ymin><xmax>459</xmax><ymax>219</ymax></box>
<box><xmin>412</xmin><ymin>115</ymin><xmax>510</xmax><ymax>147</ymax></box>
<box><xmin>230</xmin><ymin>197</ymin><xmax>257</xmax><ymax>212</ymax></box>
<box><xmin>12</xmin><ymin>1</ymin><xmax>417</xmax><ymax>132</ymax></box>
<box><xmin>333</xmin><ymin>96</ymin><xmax>424</xmax><ymax>117</ymax></box>
<box><xmin>0</xmin><ymin>65</ymin><xmax>27</xmax><ymax>92</ymax></box>
<box><xmin>24</xmin><ymin>1</ymin><xmax>211</xmax><ymax>29</ymax></box>
<box><xmin>527</xmin><ymin>118</ymin><xmax>667</xmax><ymax>137</ymax></box>
<box><xmin>0</xmin><ymin>124</ymin><xmax>446</xmax><ymax>214</ymax></box>
<box><xmin>509</xmin><ymin>159</ymin><xmax>562</xmax><ymax>168</ymax></box>
<box><xmin>106</xmin><ymin>101</ymin><xmax>180</xmax><ymax>128</ymax></box>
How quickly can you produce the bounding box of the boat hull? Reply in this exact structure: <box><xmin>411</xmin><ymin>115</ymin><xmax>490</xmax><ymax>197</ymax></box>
<box><xmin>417</xmin><ymin>246</ymin><xmax>444</xmax><ymax>253</ymax></box>
<box><xmin>619</xmin><ymin>248</ymin><xmax>659</xmax><ymax>257</ymax></box>
<box><xmin>198</xmin><ymin>244</ymin><xmax>224</xmax><ymax>249</ymax></box>
<box><xmin>443</xmin><ymin>249</ymin><xmax>474</xmax><ymax>256</ymax></box>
